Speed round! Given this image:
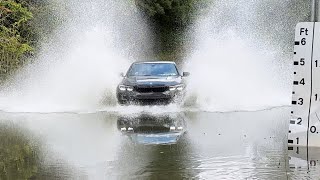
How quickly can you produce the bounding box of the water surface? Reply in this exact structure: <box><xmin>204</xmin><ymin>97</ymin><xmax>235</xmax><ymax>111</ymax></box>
<box><xmin>0</xmin><ymin>107</ymin><xmax>318</xmax><ymax>179</ymax></box>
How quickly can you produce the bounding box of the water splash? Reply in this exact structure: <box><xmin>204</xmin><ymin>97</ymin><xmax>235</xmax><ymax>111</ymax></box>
<box><xmin>0</xmin><ymin>0</ymin><xmax>309</xmax><ymax>113</ymax></box>
<box><xmin>0</xmin><ymin>0</ymin><xmax>150</xmax><ymax>113</ymax></box>
<box><xmin>183</xmin><ymin>0</ymin><xmax>308</xmax><ymax>112</ymax></box>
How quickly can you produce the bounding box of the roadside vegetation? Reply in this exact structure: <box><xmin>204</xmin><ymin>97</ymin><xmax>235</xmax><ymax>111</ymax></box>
<box><xmin>134</xmin><ymin>0</ymin><xmax>211</xmax><ymax>61</ymax></box>
<box><xmin>0</xmin><ymin>122</ymin><xmax>40</xmax><ymax>179</ymax></box>
<box><xmin>0</xmin><ymin>0</ymin><xmax>64</xmax><ymax>82</ymax></box>
<box><xmin>0</xmin><ymin>0</ymin><xmax>33</xmax><ymax>80</ymax></box>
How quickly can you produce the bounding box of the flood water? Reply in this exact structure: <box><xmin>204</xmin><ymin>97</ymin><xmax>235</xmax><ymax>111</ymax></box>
<box><xmin>0</xmin><ymin>106</ymin><xmax>319</xmax><ymax>179</ymax></box>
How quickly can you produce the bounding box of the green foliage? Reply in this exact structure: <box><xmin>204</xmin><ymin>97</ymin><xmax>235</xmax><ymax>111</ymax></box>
<box><xmin>0</xmin><ymin>0</ymin><xmax>33</xmax><ymax>55</ymax></box>
<box><xmin>135</xmin><ymin>0</ymin><xmax>207</xmax><ymax>28</ymax></box>
<box><xmin>0</xmin><ymin>0</ymin><xmax>34</xmax><ymax>79</ymax></box>
<box><xmin>134</xmin><ymin>0</ymin><xmax>211</xmax><ymax>61</ymax></box>
<box><xmin>0</xmin><ymin>0</ymin><xmax>64</xmax><ymax>81</ymax></box>
<box><xmin>0</xmin><ymin>0</ymin><xmax>33</xmax><ymax>27</ymax></box>
<box><xmin>17</xmin><ymin>0</ymin><xmax>66</xmax><ymax>47</ymax></box>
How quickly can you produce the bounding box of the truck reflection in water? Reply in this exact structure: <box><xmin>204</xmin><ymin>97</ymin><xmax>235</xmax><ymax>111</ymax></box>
<box><xmin>117</xmin><ymin>113</ymin><xmax>186</xmax><ymax>145</ymax></box>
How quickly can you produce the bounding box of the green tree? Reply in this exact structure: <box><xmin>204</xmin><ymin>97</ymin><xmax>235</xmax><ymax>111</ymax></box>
<box><xmin>0</xmin><ymin>0</ymin><xmax>64</xmax><ymax>81</ymax></box>
<box><xmin>135</xmin><ymin>0</ymin><xmax>209</xmax><ymax>28</ymax></box>
<box><xmin>0</xmin><ymin>0</ymin><xmax>33</xmax><ymax>79</ymax></box>
<box><xmin>134</xmin><ymin>0</ymin><xmax>210</xmax><ymax>61</ymax></box>
<box><xmin>0</xmin><ymin>0</ymin><xmax>33</xmax><ymax>56</ymax></box>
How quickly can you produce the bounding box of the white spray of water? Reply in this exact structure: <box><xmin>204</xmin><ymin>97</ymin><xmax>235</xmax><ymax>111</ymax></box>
<box><xmin>0</xmin><ymin>0</ymin><xmax>306</xmax><ymax>113</ymax></box>
<box><xmin>183</xmin><ymin>0</ymin><xmax>298</xmax><ymax>112</ymax></box>
<box><xmin>0</xmin><ymin>0</ymin><xmax>150</xmax><ymax>113</ymax></box>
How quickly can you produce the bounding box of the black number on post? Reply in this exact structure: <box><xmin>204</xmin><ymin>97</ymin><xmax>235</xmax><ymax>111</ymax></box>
<box><xmin>316</xmin><ymin>60</ymin><xmax>319</xmax><ymax>67</ymax></box>
<box><xmin>300</xmin><ymin>78</ymin><xmax>305</xmax><ymax>85</ymax></box>
<box><xmin>310</xmin><ymin>160</ymin><xmax>317</xmax><ymax>166</ymax></box>
<box><xmin>301</xmin><ymin>38</ymin><xmax>306</xmax><ymax>45</ymax></box>
<box><xmin>300</xmin><ymin>58</ymin><xmax>305</xmax><ymax>65</ymax></box>
<box><xmin>297</xmin><ymin>118</ymin><xmax>302</xmax><ymax>125</ymax></box>
<box><xmin>316</xmin><ymin>94</ymin><xmax>318</xmax><ymax>101</ymax></box>
<box><xmin>298</xmin><ymin>98</ymin><xmax>303</xmax><ymax>105</ymax></box>
<box><xmin>310</xmin><ymin>126</ymin><xmax>317</xmax><ymax>133</ymax></box>
<box><xmin>296</xmin><ymin>137</ymin><xmax>299</xmax><ymax>144</ymax></box>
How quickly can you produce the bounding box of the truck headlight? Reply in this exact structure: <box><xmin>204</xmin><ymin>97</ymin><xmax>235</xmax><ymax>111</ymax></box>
<box><xmin>119</xmin><ymin>85</ymin><xmax>126</xmax><ymax>91</ymax></box>
<box><xmin>176</xmin><ymin>85</ymin><xmax>184</xmax><ymax>91</ymax></box>
<box><xmin>126</xmin><ymin>86</ymin><xmax>133</xmax><ymax>91</ymax></box>
<box><xmin>169</xmin><ymin>86</ymin><xmax>176</xmax><ymax>91</ymax></box>
<box><xmin>169</xmin><ymin>84</ymin><xmax>185</xmax><ymax>91</ymax></box>
<box><xmin>119</xmin><ymin>85</ymin><xmax>133</xmax><ymax>91</ymax></box>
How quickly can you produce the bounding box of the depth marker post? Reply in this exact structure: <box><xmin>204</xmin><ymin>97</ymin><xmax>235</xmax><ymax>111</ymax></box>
<box><xmin>288</xmin><ymin>0</ymin><xmax>320</xmax><ymax>170</ymax></box>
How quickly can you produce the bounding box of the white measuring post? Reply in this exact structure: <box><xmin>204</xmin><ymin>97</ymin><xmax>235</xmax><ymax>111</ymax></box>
<box><xmin>288</xmin><ymin>22</ymin><xmax>320</xmax><ymax>169</ymax></box>
<box><xmin>288</xmin><ymin>23</ymin><xmax>314</xmax><ymax>149</ymax></box>
<box><xmin>289</xmin><ymin>23</ymin><xmax>320</xmax><ymax>147</ymax></box>
<box><xmin>287</xmin><ymin>0</ymin><xmax>320</xmax><ymax>171</ymax></box>
<box><xmin>288</xmin><ymin>0</ymin><xmax>320</xmax><ymax>149</ymax></box>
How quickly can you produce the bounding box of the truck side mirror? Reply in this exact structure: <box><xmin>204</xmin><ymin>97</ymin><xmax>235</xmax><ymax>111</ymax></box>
<box><xmin>183</xmin><ymin>72</ymin><xmax>190</xmax><ymax>77</ymax></box>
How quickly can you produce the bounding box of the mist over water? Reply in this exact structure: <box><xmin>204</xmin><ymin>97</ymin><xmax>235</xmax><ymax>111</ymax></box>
<box><xmin>0</xmin><ymin>0</ymin><xmax>309</xmax><ymax>113</ymax></box>
<box><xmin>183</xmin><ymin>0</ymin><xmax>308</xmax><ymax>112</ymax></box>
<box><xmin>0</xmin><ymin>0</ymin><xmax>150</xmax><ymax>112</ymax></box>
<box><xmin>184</xmin><ymin>33</ymin><xmax>289</xmax><ymax>112</ymax></box>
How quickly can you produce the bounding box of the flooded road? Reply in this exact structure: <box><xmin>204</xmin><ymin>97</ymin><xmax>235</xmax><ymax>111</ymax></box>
<box><xmin>1</xmin><ymin>107</ymin><xmax>318</xmax><ymax>179</ymax></box>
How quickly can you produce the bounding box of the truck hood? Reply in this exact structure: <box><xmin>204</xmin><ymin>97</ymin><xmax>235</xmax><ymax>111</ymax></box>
<box><xmin>121</xmin><ymin>76</ymin><xmax>182</xmax><ymax>86</ymax></box>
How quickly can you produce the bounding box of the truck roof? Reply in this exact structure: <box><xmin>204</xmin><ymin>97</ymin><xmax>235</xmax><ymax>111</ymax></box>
<box><xmin>133</xmin><ymin>61</ymin><xmax>176</xmax><ymax>64</ymax></box>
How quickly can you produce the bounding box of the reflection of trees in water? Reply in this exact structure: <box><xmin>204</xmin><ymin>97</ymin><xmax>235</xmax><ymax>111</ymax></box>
<box><xmin>0</xmin><ymin>122</ymin><xmax>75</xmax><ymax>179</ymax></box>
<box><xmin>0</xmin><ymin>123</ymin><xmax>40</xmax><ymax>179</ymax></box>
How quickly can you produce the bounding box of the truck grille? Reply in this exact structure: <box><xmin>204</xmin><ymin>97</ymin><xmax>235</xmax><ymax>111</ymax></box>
<box><xmin>134</xmin><ymin>86</ymin><xmax>169</xmax><ymax>93</ymax></box>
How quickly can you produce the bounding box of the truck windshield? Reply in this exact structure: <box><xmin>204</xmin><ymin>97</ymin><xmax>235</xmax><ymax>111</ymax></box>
<box><xmin>127</xmin><ymin>63</ymin><xmax>179</xmax><ymax>76</ymax></box>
